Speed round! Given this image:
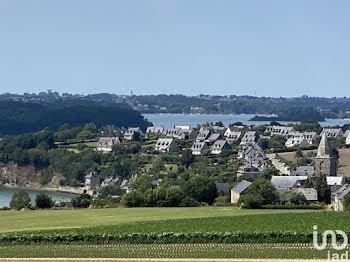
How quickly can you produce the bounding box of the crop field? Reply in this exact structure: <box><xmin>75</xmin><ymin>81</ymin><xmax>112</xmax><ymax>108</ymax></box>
<box><xmin>0</xmin><ymin>206</ymin><xmax>317</xmax><ymax>233</ymax></box>
<box><xmin>0</xmin><ymin>207</ymin><xmax>348</xmax><ymax>259</ymax></box>
<box><xmin>0</xmin><ymin>243</ymin><xmax>345</xmax><ymax>259</ymax></box>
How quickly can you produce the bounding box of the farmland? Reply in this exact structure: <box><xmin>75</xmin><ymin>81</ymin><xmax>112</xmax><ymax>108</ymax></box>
<box><xmin>0</xmin><ymin>207</ymin><xmax>349</xmax><ymax>259</ymax></box>
<box><xmin>0</xmin><ymin>243</ymin><xmax>343</xmax><ymax>259</ymax></box>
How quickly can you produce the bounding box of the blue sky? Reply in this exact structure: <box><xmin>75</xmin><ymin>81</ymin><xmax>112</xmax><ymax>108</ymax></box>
<box><xmin>0</xmin><ymin>0</ymin><xmax>349</xmax><ymax>97</ymax></box>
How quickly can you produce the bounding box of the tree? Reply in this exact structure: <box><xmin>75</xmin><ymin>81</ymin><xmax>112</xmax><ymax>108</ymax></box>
<box><xmin>121</xmin><ymin>190</ymin><xmax>145</xmax><ymax>207</ymax></box>
<box><xmin>315</xmin><ymin>174</ymin><xmax>331</xmax><ymax>204</ymax></box>
<box><xmin>10</xmin><ymin>190</ymin><xmax>31</xmax><ymax>210</ymax></box>
<box><xmin>181</xmin><ymin>148</ymin><xmax>194</xmax><ymax>168</ymax></box>
<box><xmin>243</xmin><ymin>178</ymin><xmax>279</xmax><ymax>205</ymax></box>
<box><xmin>280</xmin><ymin>190</ymin><xmax>307</xmax><ymax>205</ymax></box>
<box><xmin>72</xmin><ymin>194</ymin><xmax>92</xmax><ymax>208</ymax></box>
<box><xmin>35</xmin><ymin>192</ymin><xmax>54</xmax><ymax>209</ymax></box>
<box><xmin>261</xmin><ymin>167</ymin><xmax>279</xmax><ymax>180</ymax></box>
<box><xmin>182</xmin><ymin>175</ymin><xmax>217</xmax><ymax>204</ymax></box>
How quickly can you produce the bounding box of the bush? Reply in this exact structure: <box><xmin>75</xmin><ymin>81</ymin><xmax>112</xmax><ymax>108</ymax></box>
<box><xmin>179</xmin><ymin>196</ymin><xmax>200</xmax><ymax>207</ymax></box>
<box><xmin>72</xmin><ymin>194</ymin><xmax>92</xmax><ymax>208</ymax></box>
<box><xmin>35</xmin><ymin>192</ymin><xmax>54</xmax><ymax>209</ymax></box>
<box><xmin>10</xmin><ymin>190</ymin><xmax>31</xmax><ymax>210</ymax></box>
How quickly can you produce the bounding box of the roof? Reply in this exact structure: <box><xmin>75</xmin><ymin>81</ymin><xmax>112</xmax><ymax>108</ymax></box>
<box><xmin>215</xmin><ymin>182</ymin><xmax>230</xmax><ymax>193</ymax></box>
<box><xmin>206</xmin><ymin>133</ymin><xmax>221</xmax><ymax>141</ymax></box>
<box><xmin>334</xmin><ymin>185</ymin><xmax>350</xmax><ymax>200</ymax></box>
<box><xmin>293</xmin><ymin>188</ymin><xmax>318</xmax><ymax>201</ymax></box>
<box><xmin>345</xmin><ymin>130</ymin><xmax>350</xmax><ymax>138</ymax></box>
<box><xmin>271</xmin><ymin>176</ymin><xmax>307</xmax><ymax>190</ymax></box>
<box><xmin>212</xmin><ymin>140</ymin><xmax>229</xmax><ymax>149</ymax></box>
<box><xmin>290</xmin><ymin>166</ymin><xmax>314</xmax><ymax>176</ymax></box>
<box><xmin>232</xmin><ymin>180</ymin><xmax>252</xmax><ymax>194</ymax></box>
<box><xmin>327</xmin><ymin>175</ymin><xmax>345</xmax><ymax>186</ymax></box>
<box><xmin>191</xmin><ymin>141</ymin><xmax>207</xmax><ymax>150</ymax></box>
<box><xmin>317</xmin><ymin>132</ymin><xmax>332</xmax><ymax>157</ymax></box>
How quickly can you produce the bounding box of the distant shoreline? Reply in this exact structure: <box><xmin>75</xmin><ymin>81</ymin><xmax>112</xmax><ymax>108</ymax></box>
<box><xmin>0</xmin><ymin>184</ymin><xmax>80</xmax><ymax>196</ymax></box>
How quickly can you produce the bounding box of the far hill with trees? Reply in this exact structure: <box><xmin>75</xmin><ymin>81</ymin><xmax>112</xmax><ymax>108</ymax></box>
<box><xmin>0</xmin><ymin>101</ymin><xmax>151</xmax><ymax>136</ymax></box>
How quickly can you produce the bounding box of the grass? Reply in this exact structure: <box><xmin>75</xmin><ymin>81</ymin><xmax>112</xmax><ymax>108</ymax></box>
<box><xmin>0</xmin><ymin>243</ymin><xmax>342</xmax><ymax>259</ymax></box>
<box><xmin>0</xmin><ymin>207</ymin><xmax>317</xmax><ymax>233</ymax></box>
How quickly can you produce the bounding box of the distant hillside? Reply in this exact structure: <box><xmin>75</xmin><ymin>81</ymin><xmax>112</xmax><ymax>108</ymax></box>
<box><xmin>0</xmin><ymin>101</ymin><xmax>151</xmax><ymax>136</ymax></box>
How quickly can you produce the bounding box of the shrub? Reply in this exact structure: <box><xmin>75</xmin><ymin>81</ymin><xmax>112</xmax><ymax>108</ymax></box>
<box><xmin>10</xmin><ymin>190</ymin><xmax>31</xmax><ymax>210</ymax></box>
<box><xmin>35</xmin><ymin>192</ymin><xmax>54</xmax><ymax>209</ymax></box>
<box><xmin>179</xmin><ymin>196</ymin><xmax>200</xmax><ymax>207</ymax></box>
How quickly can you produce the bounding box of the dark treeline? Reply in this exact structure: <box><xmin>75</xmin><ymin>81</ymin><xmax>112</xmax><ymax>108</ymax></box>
<box><xmin>0</xmin><ymin>101</ymin><xmax>151</xmax><ymax>136</ymax></box>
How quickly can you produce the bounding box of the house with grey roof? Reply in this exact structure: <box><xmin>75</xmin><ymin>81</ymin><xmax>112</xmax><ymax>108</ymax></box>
<box><xmin>120</xmin><ymin>179</ymin><xmax>130</xmax><ymax>193</ymax></box>
<box><xmin>224</xmin><ymin>125</ymin><xmax>248</xmax><ymax>137</ymax></box>
<box><xmin>266</xmin><ymin>125</ymin><xmax>295</xmax><ymax>137</ymax></box>
<box><xmin>240</xmin><ymin>131</ymin><xmax>259</xmax><ymax>145</ymax></box>
<box><xmin>101</xmin><ymin>177</ymin><xmax>120</xmax><ymax>187</ymax></box>
<box><xmin>151</xmin><ymin>179</ymin><xmax>163</xmax><ymax>188</ymax></box>
<box><xmin>196</xmin><ymin>130</ymin><xmax>211</xmax><ymax>141</ymax></box>
<box><xmin>96</xmin><ymin>137</ymin><xmax>120</xmax><ymax>152</ymax></box>
<box><xmin>237</xmin><ymin>164</ymin><xmax>261</xmax><ymax>180</ymax></box>
<box><xmin>290</xmin><ymin>166</ymin><xmax>314</xmax><ymax>177</ymax></box>
<box><xmin>211</xmin><ymin>140</ymin><xmax>231</xmax><ymax>155</ymax></box>
<box><xmin>304</xmin><ymin>132</ymin><xmax>319</xmax><ymax>145</ymax></box>
<box><xmin>327</xmin><ymin>175</ymin><xmax>345</xmax><ymax>193</ymax></box>
<box><xmin>225</xmin><ymin>131</ymin><xmax>243</xmax><ymax>144</ymax></box>
<box><xmin>167</xmin><ymin>127</ymin><xmax>182</xmax><ymax>138</ymax></box>
<box><xmin>332</xmin><ymin>185</ymin><xmax>350</xmax><ymax>211</ymax></box>
<box><xmin>321</xmin><ymin>128</ymin><xmax>344</xmax><ymax>138</ymax></box>
<box><xmin>124</xmin><ymin>127</ymin><xmax>144</xmax><ymax>141</ymax></box>
<box><xmin>271</xmin><ymin>176</ymin><xmax>308</xmax><ymax>192</ymax></box>
<box><xmin>146</xmin><ymin>126</ymin><xmax>166</xmax><ymax>135</ymax></box>
<box><xmin>285</xmin><ymin>137</ymin><xmax>308</xmax><ymax>148</ymax></box>
<box><xmin>85</xmin><ymin>171</ymin><xmax>101</xmax><ymax>190</ymax></box>
<box><xmin>178</xmin><ymin>129</ymin><xmax>197</xmax><ymax>140</ymax></box>
<box><xmin>191</xmin><ymin>141</ymin><xmax>208</xmax><ymax>155</ymax></box>
<box><xmin>231</xmin><ymin>180</ymin><xmax>252</xmax><ymax>204</ymax></box>
<box><xmin>293</xmin><ymin>188</ymin><xmax>318</xmax><ymax>202</ymax></box>
<box><xmin>155</xmin><ymin>138</ymin><xmax>179</xmax><ymax>153</ymax></box>
<box><xmin>205</xmin><ymin>133</ymin><xmax>223</xmax><ymax>144</ymax></box>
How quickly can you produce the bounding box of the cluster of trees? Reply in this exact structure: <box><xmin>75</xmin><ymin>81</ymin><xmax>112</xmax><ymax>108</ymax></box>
<box><xmin>10</xmin><ymin>190</ymin><xmax>54</xmax><ymax>210</ymax></box>
<box><xmin>121</xmin><ymin>175</ymin><xmax>217</xmax><ymax>207</ymax></box>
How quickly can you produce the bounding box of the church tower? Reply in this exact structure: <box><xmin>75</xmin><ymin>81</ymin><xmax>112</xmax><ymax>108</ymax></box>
<box><xmin>314</xmin><ymin>132</ymin><xmax>337</xmax><ymax>176</ymax></box>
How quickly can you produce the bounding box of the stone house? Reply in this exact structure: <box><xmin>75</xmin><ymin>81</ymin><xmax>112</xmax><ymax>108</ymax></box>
<box><xmin>332</xmin><ymin>185</ymin><xmax>350</xmax><ymax>211</ymax></box>
<box><xmin>285</xmin><ymin>137</ymin><xmax>308</xmax><ymax>148</ymax></box>
<box><xmin>85</xmin><ymin>171</ymin><xmax>101</xmax><ymax>190</ymax></box>
<box><xmin>96</xmin><ymin>137</ymin><xmax>120</xmax><ymax>152</ymax></box>
<box><xmin>124</xmin><ymin>127</ymin><xmax>144</xmax><ymax>141</ymax></box>
<box><xmin>231</xmin><ymin>180</ymin><xmax>252</xmax><ymax>204</ymax></box>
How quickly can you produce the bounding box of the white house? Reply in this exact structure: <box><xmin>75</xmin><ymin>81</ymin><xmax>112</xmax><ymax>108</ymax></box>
<box><xmin>155</xmin><ymin>138</ymin><xmax>179</xmax><ymax>153</ymax></box>
<box><xmin>266</xmin><ymin>125</ymin><xmax>295</xmax><ymax>137</ymax></box>
<box><xmin>226</xmin><ymin>131</ymin><xmax>243</xmax><ymax>144</ymax></box>
<box><xmin>240</xmin><ymin>131</ymin><xmax>259</xmax><ymax>145</ymax></box>
<box><xmin>211</xmin><ymin>140</ymin><xmax>231</xmax><ymax>155</ymax></box>
<box><xmin>191</xmin><ymin>141</ymin><xmax>208</xmax><ymax>155</ymax></box>
<box><xmin>96</xmin><ymin>137</ymin><xmax>120</xmax><ymax>152</ymax></box>
<box><xmin>321</xmin><ymin>128</ymin><xmax>344</xmax><ymax>138</ymax></box>
<box><xmin>146</xmin><ymin>126</ymin><xmax>166</xmax><ymax>135</ymax></box>
<box><xmin>303</xmin><ymin>132</ymin><xmax>319</xmax><ymax>145</ymax></box>
<box><xmin>124</xmin><ymin>127</ymin><xmax>144</xmax><ymax>141</ymax></box>
<box><xmin>285</xmin><ymin>137</ymin><xmax>308</xmax><ymax>148</ymax></box>
<box><xmin>345</xmin><ymin>130</ymin><xmax>350</xmax><ymax>146</ymax></box>
<box><xmin>332</xmin><ymin>185</ymin><xmax>350</xmax><ymax>211</ymax></box>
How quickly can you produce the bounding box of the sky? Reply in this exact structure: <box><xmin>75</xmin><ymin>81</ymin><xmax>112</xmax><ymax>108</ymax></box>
<box><xmin>0</xmin><ymin>0</ymin><xmax>349</xmax><ymax>97</ymax></box>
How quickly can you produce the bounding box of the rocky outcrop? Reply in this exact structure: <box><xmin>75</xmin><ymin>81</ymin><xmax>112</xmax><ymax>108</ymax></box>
<box><xmin>0</xmin><ymin>163</ymin><xmax>41</xmax><ymax>188</ymax></box>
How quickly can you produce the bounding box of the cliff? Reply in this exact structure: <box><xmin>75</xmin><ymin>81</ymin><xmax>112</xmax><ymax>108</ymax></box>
<box><xmin>0</xmin><ymin>163</ymin><xmax>41</xmax><ymax>188</ymax></box>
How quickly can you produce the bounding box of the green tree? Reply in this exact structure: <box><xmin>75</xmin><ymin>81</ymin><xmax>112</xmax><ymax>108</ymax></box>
<box><xmin>181</xmin><ymin>148</ymin><xmax>194</xmax><ymax>168</ymax></box>
<box><xmin>315</xmin><ymin>174</ymin><xmax>331</xmax><ymax>204</ymax></box>
<box><xmin>261</xmin><ymin>167</ymin><xmax>279</xmax><ymax>180</ymax></box>
<box><xmin>343</xmin><ymin>194</ymin><xmax>350</xmax><ymax>211</ymax></box>
<box><xmin>243</xmin><ymin>178</ymin><xmax>279</xmax><ymax>206</ymax></box>
<box><xmin>10</xmin><ymin>190</ymin><xmax>31</xmax><ymax>210</ymax></box>
<box><xmin>182</xmin><ymin>175</ymin><xmax>217</xmax><ymax>204</ymax></box>
<box><xmin>35</xmin><ymin>192</ymin><xmax>54</xmax><ymax>209</ymax></box>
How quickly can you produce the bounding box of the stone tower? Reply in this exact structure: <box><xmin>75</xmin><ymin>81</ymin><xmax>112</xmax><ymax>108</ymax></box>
<box><xmin>314</xmin><ymin>132</ymin><xmax>337</xmax><ymax>176</ymax></box>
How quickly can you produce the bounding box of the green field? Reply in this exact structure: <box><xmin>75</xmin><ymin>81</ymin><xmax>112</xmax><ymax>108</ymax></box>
<box><xmin>0</xmin><ymin>206</ymin><xmax>317</xmax><ymax>233</ymax></box>
<box><xmin>0</xmin><ymin>207</ymin><xmax>348</xmax><ymax>259</ymax></box>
